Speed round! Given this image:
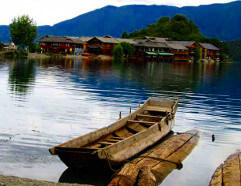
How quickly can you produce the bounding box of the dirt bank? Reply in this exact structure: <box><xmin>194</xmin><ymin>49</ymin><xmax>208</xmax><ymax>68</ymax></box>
<box><xmin>0</xmin><ymin>175</ymin><xmax>81</xmax><ymax>186</ymax></box>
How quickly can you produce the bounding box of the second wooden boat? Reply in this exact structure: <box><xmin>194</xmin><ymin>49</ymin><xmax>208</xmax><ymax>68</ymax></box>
<box><xmin>49</xmin><ymin>98</ymin><xmax>178</xmax><ymax>168</ymax></box>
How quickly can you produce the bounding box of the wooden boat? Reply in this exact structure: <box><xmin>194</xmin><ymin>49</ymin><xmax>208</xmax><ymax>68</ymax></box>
<box><xmin>209</xmin><ymin>152</ymin><xmax>241</xmax><ymax>186</ymax></box>
<box><xmin>109</xmin><ymin>130</ymin><xmax>200</xmax><ymax>186</ymax></box>
<box><xmin>49</xmin><ymin>98</ymin><xmax>178</xmax><ymax>168</ymax></box>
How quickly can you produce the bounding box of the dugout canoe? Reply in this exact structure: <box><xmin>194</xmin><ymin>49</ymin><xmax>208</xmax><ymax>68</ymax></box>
<box><xmin>209</xmin><ymin>152</ymin><xmax>241</xmax><ymax>186</ymax></box>
<box><xmin>49</xmin><ymin>98</ymin><xmax>178</xmax><ymax>168</ymax></box>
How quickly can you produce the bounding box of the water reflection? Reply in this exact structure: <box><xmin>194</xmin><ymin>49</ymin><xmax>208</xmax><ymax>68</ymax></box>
<box><xmin>59</xmin><ymin>167</ymin><xmax>114</xmax><ymax>185</ymax></box>
<box><xmin>8</xmin><ymin>59</ymin><xmax>36</xmax><ymax>95</ymax></box>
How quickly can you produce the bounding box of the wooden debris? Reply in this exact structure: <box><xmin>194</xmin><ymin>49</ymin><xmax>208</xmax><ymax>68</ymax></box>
<box><xmin>108</xmin><ymin>130</ymin><xmax>200</xmax><ymax>186</ymax></box>
<box><xmin>209</xmin><ymin>152</ymin><xmax>241</xmax><ymax>186</ymax></box>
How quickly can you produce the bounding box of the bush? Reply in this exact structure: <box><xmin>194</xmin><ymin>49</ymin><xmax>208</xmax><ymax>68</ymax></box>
<box><xmin>18</xmin><ymin>50</ymin><xmax>28</xmax><ymax>58</ymax></box>
<box><xmin>4</xmin><ymin>50</ymin><xmax>18</xmax><ymax>58</ymax></box>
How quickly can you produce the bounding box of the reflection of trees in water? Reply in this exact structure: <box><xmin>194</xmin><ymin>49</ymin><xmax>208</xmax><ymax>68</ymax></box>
<box><xmin>9</xmin><ymin>59</ymin><xmax>36</xmax><ymax>95</ymax></box>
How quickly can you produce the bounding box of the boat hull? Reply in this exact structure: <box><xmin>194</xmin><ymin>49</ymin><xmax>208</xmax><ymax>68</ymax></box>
<box><xmin>50</xmin><ymin>98</ymin><xmax>178</xmax><ymax>168</ymax></box>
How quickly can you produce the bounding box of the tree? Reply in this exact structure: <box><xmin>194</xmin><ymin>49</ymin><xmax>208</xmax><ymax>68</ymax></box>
<box><xmin>113</xmin><ymin>44</ymin><xmax>124</xmax><ymax>59</ymax></box>
<box><xmin>119</xmin><ymin>42</ymin><xmax>134</xmax><ymax>57</ymax></box>
<box><xmin>9</xmin><ymin>15</ymin><xmax>37</xmax><ymax>48</ymax></box>
<box><xmin>193</xmin><ymin>47</ymin><xmax>201</xmax><ymax>61</ymax></box>
<box><xmin>121</xmin><ymin>31</ymin><xmax>128</xmax><ymax>38</ymax></box>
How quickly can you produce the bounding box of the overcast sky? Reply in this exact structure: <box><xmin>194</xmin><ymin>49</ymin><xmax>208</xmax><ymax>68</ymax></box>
<box><xmin>1</xmin><ymin>0</ymin><xmax>237</xmax><ymax>26</ymax></box>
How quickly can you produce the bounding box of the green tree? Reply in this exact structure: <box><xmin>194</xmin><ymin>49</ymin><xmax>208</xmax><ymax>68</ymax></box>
<box><xmin>113</xmin><ymin>44</ymin><xmax>124</xmax><ymax>59</ymax></box>
<box><xmin>121</xmin><ymin>31</ymin><xmax>128</xmax><ymax>38</ymax></box>
<box><xmin>9</xmin><ymin>15</ymin><xmax>37</xmax><ymax>48</ymax></box>
<box><xmin>119</xmin><ymin>42</ymin><xmax>134</xmax><ymax>57</ymax></box>
<box><xmin>193</xmin><ymin>47</ymin><xmax>201</xmax><ymax>61</ymax></box>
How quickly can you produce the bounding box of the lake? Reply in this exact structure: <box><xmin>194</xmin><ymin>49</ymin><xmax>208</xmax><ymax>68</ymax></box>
<box><xmin>0</xmin><ymin>57</ymin><xmax>240</xmax><ymax>185</ymax></box>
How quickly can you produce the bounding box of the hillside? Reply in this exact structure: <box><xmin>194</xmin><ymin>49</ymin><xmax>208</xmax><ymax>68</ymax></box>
<box><xmin>0</xmin><ymin>1</ymin><xmax>241</xmax><ymax>42</ymax></box>
<box><xmin>227</xmin><ymin>40</ymin><xmax>241</xmax><ymax>60</ymax></box>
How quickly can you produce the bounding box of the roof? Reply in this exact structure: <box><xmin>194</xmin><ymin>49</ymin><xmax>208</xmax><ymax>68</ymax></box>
<box><xmin>145</xmin><ymin>36</ymin><xmax>169</xmax><ymax>43</ymax></box>
<box><xmin>158</xmin><ymin>52</ymin><xmax>174</xmax><ymax>56</ymax></box>
<box><xmin>38</xmin><ymin>36</ymin><xmax>85</xmax><ymax>44</ymax></box>
<box><xmin>115</xmin><ymin>38</ymin><xmax>137</xmax><ymax>45</ymax></box>
<box><xmin>146</xmin><ymin>52</ymin><xmax>157</xmax><ymax>55</ymax></box>
<box><xmin>166</xmin><ymin>42</ymin><xmax>188</xmax><ymax>50</ymax></box>
<box><xmin>68</xmin><ymin>37</ymin><xmax>85</xmax><ymax>44</ymax></box>
<box><xmin>90</xmin><ymin>37</ymin><xmax>119</xmax><ymax>44</ymax></box>
<box><xmin>168</xmin><ymin>41</ymin><xmax>195</xmax><ymax>47</ymax></box>
<box><xmin>199</xmin><ymin>43</ymin><xmax>220</xmax><ymax>50</ymax></box>
<box><xmin>134</xmin><ymin>40</ymin><xmax>170</xmax><ymax>48</ymax></box>
<box><xmin>80</xmin><ymin>37</ymin><xmax>93</xmax><ymax>42</ymax></box>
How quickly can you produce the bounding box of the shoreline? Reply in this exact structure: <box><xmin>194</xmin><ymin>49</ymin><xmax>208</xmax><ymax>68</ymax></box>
<box><xmin>28</xmin><ymin>53</ymin><xmax>113</xmax><ymax>61</ymax></box>
<box><xmin>0</xmin><ymin>174</ymin><xmax>80</xmax><ymax>185</ymax></box>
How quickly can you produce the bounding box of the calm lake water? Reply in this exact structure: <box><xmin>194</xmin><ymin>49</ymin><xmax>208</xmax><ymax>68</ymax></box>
<box><xmin>0</xmin><ymin>57</ymin><xmax>240</xmax><ymax>185</ymax></box>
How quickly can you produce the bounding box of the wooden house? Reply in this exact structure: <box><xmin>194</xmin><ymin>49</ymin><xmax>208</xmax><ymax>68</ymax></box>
<box><xmin>86</xmin><ymin>36</ymin><xmax>119</xmax><ymax>55</ymax></box>
<box><xmin>134</xmin><ymin>39</ymin><xmax>174</xmax><ymax>61</ymax></box>
<box><xmin>39</xmin><ymin>36</ymin><xmax>85</xmax><ymax>55</ymax></box>
<box><xmin>166</xmin><ymin>42</ymin><xmax>189</xmax><ymax>61</ymax></box>
<box><xmin>198</xmin><ymin>43</ymin><xmax>220</xmax><ymax>60</ymax></box>
<box><xmin>168</xmin><ymin>41</ymin><xmax>199</xmax><ymax>59</ymax></box>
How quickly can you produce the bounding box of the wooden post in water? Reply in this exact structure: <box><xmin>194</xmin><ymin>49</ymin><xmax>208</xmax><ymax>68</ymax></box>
<box><xmin>119</xmin><ymin>111</ymin><xmax>122</xmax><ymax>120</ymax></box>
<box><xmin>130</xmin><ymin>107</ymin><xmax>132</xmax><ymax>114</ymax></box>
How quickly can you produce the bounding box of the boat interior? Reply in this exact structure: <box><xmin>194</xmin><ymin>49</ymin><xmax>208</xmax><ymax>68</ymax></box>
<box><xmin>79</xmin><ymin>107</ymin><xmax>172</xmax><ymax>152</ymax></box>
<box><xmin>54</xmin><ymin>98</ymin><xmax>177</xmax><ymax>153</ymax></box>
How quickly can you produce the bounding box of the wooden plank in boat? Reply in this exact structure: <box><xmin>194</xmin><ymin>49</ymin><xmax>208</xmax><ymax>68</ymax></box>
<box><xmin>127</xmin><ymin>120</ymin><xmax>156</xmax><ymax>125</ymax></box>
<box><xmin>146</xmin><ymin>106</ymin><xmax>172</xmax><ymax>113</ymax></box>
<box><xmin>137</xmin><ymin>114</ymin><xmax>162</xmax><ymax>119</ymax></box>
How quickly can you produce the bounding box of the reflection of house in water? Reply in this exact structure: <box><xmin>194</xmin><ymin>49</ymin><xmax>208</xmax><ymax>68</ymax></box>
<box><xmin>39</xmin><ymin>36</ymin><xmax>85</xmax><ymax>55</ymax></box>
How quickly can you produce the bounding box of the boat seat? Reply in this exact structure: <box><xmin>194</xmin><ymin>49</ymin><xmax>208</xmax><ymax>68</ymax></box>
<box><xmin>137</xmin><ymin>114</ymin><xmax>162</xmax><ymax>119</ymax></box>
<box><xmin>127</xmin><ymin>120</ymin><xmax>156</xmax><ymax>125</ymax></box>
<box><xmin>145</xmin><ymin>106</ymin><xmax>172</xmax><ymax>113</ymax></box>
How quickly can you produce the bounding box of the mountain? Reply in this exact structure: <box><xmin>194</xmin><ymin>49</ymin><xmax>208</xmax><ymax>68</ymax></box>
<box><xmin>1</xmin><ymin>1</ymin><xmax>241</xmax><ymax>42</ymax></box>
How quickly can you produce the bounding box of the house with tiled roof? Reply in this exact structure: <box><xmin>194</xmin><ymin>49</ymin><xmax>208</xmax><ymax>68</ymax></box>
<box><xmin>199</xmin><ymin>43</ymin><xmax>220</xmax><ymax>59</ymax></box>
<box><xmin>38</xmin><ymin>35</ymin><xmax>85</xmax><ymax>55</ymax></box>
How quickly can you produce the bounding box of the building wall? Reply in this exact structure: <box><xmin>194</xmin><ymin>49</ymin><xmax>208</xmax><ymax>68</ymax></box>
<box><xmin>40</xmin><ymin>42</ymin><xmax>83</xmax><ymax>55</ymax></box>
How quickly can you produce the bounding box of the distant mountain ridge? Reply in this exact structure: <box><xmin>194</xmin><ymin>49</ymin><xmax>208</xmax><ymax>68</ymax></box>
<box><xmin>1</xmin><ymin>1</ymin><xmax>241</xmax><ymax>42</ymax></box>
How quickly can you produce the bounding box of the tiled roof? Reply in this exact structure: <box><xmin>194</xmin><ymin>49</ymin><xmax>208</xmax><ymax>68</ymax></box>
<box><xmin>80</xmin><ymin>37</ymin><xmax>93</xmax><ymax>42</ymax></box>
<box><xmin>39</xmin><ymin>36</ymin><xmax>85</xmax><ymax>44</ymax></box>
<box><xmin>166</xmin><ymin>42</ymin><xmax>188</xmax><ymax>50</ymax></box>
<box><xmin>145</xmin><ymin>36</ymin><xmax>169</xmax><ymax>43</ymax></box>
<box><xmin>134</xmin><ymin>40</ymin><xmax>170</xmax><ymax>48</ymax></box>
<box><xmin>168</xmin><ymin>41</ymin><xmax>195</xmax><ymax>47</ymax></box>
<box><xmin>94</xmin><ymin>37</ymin><xmax>119</xmax><ymax>44</ymax></box>
<box><xmin>115</xmin><ymin>38</ymin><xmax>137</xmax><ymax>45</ymax></box>
<box><xmin>199</xmin><ymin>43</ymin><xmax>220</xmax><ymax>50</ymax></box>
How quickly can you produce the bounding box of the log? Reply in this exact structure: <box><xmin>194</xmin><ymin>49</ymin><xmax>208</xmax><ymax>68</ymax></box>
<box><xmin>209</xmin><ymin>152</ymin><xmax>241</xmax><ymax>186</ymax></box>
<box><xmin>108</xmin><ymin>130</ymin><xmax>200</xmax><ymax>186</ymax></box>
<box><xmin>137</xmin><ymin>167</ymin><xmax>157</xmax><ymax>186</ymax></box>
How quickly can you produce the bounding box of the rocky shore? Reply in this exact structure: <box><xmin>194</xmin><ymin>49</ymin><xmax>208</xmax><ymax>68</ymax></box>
<box><xmin>0</xmin><ymin>175</ymin><xmax>81</xmax><ymax>186</ymax></box>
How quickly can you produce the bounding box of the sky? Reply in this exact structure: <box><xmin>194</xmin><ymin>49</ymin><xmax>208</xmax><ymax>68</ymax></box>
<box><xmin>0</xmin><ymin>0</ymin><xmax>237</xmax><ymax>26</ymax></box>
